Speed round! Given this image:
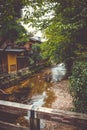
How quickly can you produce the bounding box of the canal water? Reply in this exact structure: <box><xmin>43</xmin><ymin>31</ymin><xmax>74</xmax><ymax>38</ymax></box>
<box><xmin>4</xmin><ymin>68</ymin><xmax>56</xmax><ymax>108</ymax></box>
<box><xmin>3</xmin><ymin>63</ymin><xmax>66</xmax><ymax>107</ymax></box>
<box><xmin>1</xmin><ymin>68</ymin><xmax>56</xmax><ymax>128</ymax></box>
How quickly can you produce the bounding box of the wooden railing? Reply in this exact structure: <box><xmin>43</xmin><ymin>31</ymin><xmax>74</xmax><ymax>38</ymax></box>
<box><xmin>0</xmin><ymin>100</ymin><xmax>87</xmax><ymax>130</ymax></box>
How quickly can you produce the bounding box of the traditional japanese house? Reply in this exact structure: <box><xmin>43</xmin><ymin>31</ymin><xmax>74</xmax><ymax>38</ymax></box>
<box><xmin>24</xmin><ymin>36</ymin><xmax>42</xmax><ymax>50</ymax></box>
<box><xmin>0</xmin><ymin>36</ymin><xmax>42</xmax><ymax>74</ymax></box>
<box><xmin>17</xmin><ymin>36</ymin><xmax>42</xmax><ymax>69</ymax></box>
<box><xmin>0</xmin><ymin>41</ymin><xmax>25</xmax><ymax>74</ymax></box>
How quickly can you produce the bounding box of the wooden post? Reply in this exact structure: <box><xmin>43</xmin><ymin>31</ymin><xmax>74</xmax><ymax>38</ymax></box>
<box><xmin>30</xmin><ymin>110</ymin><xmax>40</xmax><ymax>130</ymax></box>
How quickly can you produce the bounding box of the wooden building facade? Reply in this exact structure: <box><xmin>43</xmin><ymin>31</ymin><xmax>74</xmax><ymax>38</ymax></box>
<box><xmin>0</xmin><ymin>40</ymin><xmax>26</xmax><ymax>74</ymax></box>
<box><xmin>0</xmin><ymin>36</ymin><xmax>42</xmax><ymax>74</ymax></box>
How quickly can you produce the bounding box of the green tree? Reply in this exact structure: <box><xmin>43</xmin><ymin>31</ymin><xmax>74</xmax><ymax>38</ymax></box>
<box><xmin>29</xmin><ymin>43</ymin><xmax>42</xmax><ymax>68</ymax></box>
<box><xmin>23</xmin><ymin>0</ymin><xmax>87</xmax><ymax>70</ymax></box>
<box><xmin>0</xmin><ymin>0</ymin><xmax>28</xmax><ymax>43</ymax></box>
<box><xmin>69</xmin><ymin>61</ymin><xmax>87</xmax><ymax>113</ymax></box>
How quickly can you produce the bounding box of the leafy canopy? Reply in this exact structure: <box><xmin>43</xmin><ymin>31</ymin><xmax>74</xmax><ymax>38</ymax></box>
<box><xmin>23</xmin><ymin>0</ymin><xmax>87</xmax><ymax>67</ymax></box>
<box><xmin>0</xmin><ymin>0</ymin><xmax>29</xmax><ymax>43</ymax></box>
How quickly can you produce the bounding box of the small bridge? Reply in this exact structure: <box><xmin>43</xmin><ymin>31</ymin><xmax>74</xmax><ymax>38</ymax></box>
<box><xmin>0</xmin><ymin>100</ymin><xmax>87</xmax><ymax>130</ymax></box>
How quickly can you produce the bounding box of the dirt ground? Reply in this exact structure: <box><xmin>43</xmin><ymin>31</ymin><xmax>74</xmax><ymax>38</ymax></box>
<box><xmin>51</xmin><ymin>80</ymin><xmax>73</xmax><ymax>110</ymax></box>
<box><xmin>42</xmin><ymin>79</ymin><xmax>82</xmax><ymax>130</ymax></box>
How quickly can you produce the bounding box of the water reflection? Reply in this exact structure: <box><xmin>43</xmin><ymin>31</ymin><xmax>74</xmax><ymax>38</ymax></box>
<box><xmin>28</xmin><ymin>91</ymin><xmax>47</xmax><ymax>106</ymax></box>
<box><xmin>4</xmin><ymin>68</ymin><xmax>56</xmax><ymax>108</ymax></box>
<box><xmin>3</xmin><ymin>68</ymin><xmax>56</xmax><ymax>128</ymax></box>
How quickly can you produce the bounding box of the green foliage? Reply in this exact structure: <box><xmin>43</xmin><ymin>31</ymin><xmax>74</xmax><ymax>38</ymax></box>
<box><xmin>40</xmin><ymin>21</ymin><xmax>77</xmax><ymax>71</ymax></box>
<box><xmin>28</xmin><ymin>44</ymin><xmax>42</xmax><ymax>67</ymax></box>
<box><xmin>23</xmin><ymin>0</ymin><xmax>87</xmax><ymax>71</ymax></box>
<box><xmin>75</xmin><ymin>44</ymin><xmax>87</xmax><ymax>61</ymax></box>
<box><xmin>0</xmin><ymin>0</ymin><xmax>25</xmax><ymax>22</ymax></box>
<box><xmin>69</xmin><ymin>61</ymin><xmax>87</xmax><ymax>113</ymax></box>
<box><xmin>32</xmin><ymin>0</ymin><xmax>87</xmax><ymax>71</ymax></box>
<box><xmin>0</xmin><ymin>21</ymin><xmax>28</xmax><ymax>42</ymax></box>
<box><xmin>0</xmin><ymin>0</ymin><xmax>28</xmax><ymax>43</ymax></box>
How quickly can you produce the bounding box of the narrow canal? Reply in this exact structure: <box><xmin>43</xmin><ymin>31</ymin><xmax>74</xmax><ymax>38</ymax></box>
<box><xmin>0</xmin><ymin>68</ymin><xmax>76</xmax><ymax>130</ymax></box>
<box><xmin>0</xmin><ymin>68</ymin><xmax>57</xmax><ymax>128</ymax></box>
<box><xmin>4</xmin><ymin>68</ymin><xmax>56</xmax><ymax>108</ymax></box>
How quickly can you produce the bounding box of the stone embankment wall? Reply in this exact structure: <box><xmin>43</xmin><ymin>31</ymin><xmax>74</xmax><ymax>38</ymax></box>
<box><xmin>0</xmin><ymin>67</ymin><xmax>31</xmax><ymax>89</ymax></box>
<box><xmin>0</xmin><ymin>64</ymin><xmax>46</xmax><ymax>89</ymax></box>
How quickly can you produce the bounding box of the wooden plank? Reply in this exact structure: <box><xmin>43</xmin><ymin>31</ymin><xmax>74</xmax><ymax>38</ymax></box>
<box><xmin>36</xmin><ymin>107</ymin><xmax>87</xmax><ymax>128</ymax></box>
<box><xmin>0</xmin><ymin>100</ymin><xmax>87</xmax><ymax>128</ymax></box>
<box><xmin>0</xmin><ymin>100</ymin><xmax>32</xmax><ymax>115</ymax></box>
<box><xmin>0</xmin><ymin>121</ymin><xmax>29</xmax><ymax>130</ymax></box>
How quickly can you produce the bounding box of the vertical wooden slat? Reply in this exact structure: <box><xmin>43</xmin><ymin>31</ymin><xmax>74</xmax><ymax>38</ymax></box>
<box><xmin>30</xmin><ymin>110</ymin><xmax>40</xmax><ymax>130</ymax></box>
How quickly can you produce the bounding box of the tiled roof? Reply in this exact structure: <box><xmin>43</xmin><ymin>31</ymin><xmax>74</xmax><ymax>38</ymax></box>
<box><xmin>0</xmin><ymin>48</ymin><xmax>25</xmax><ymax>52</ymax></box>
<box><xmin>0</xmin><ymin>40</ymin><xmax>25</xmax><ymax>52</ymax></box>
<box><xmin>30</xmin><ymin>36</ymin><xmax>42</xmax><ymax>43</ymax></box>
<box><xmin>5</xmin><ymin>48</ymin><xmax>25</xmax><ymax>52</ymax></box>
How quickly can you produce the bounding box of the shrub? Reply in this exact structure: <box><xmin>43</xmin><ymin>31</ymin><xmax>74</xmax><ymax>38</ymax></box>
<box><xmin>69</xmin><ymin>61</ymin><xmax>87</xmax><ymax>113</ymax></box>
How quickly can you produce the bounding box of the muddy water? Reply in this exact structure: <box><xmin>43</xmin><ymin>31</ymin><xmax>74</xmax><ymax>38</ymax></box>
<box><xmin>4</xmin><ymin>68</ymin><xmax>56</xmax><ymax>108</ymax></box>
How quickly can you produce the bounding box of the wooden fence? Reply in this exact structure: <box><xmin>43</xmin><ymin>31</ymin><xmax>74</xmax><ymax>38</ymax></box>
<box><xmin>0</xmin><ymin>100</ymin><xmax>87</xmax><ymax>130</ymax></box>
